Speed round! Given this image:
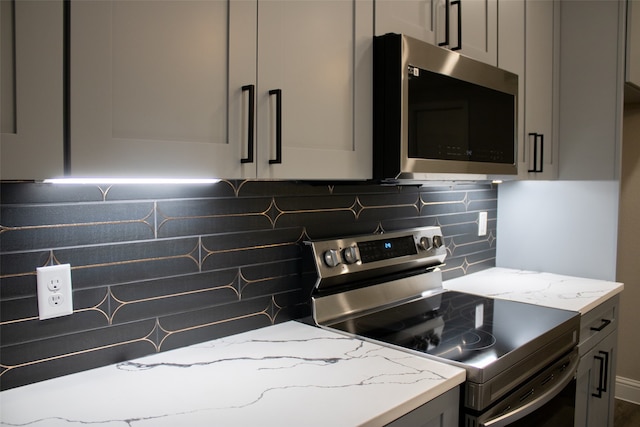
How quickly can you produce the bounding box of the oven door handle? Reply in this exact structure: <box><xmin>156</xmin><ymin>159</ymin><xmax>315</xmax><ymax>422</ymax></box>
<box><xmin>482</xmin><ymin>353</ymin><xmax>578</xmax><ymax>427</ymax></box>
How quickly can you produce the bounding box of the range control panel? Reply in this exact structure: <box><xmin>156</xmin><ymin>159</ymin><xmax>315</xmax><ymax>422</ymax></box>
<box><xmin>307</xmin><ymin>226</ymin><xmax>447</xmax><ymax>287</ymax></box>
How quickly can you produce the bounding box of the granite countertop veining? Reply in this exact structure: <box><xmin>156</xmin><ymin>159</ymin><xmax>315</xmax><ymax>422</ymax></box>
<box><xmin>444</xmin><ymin>267</ymin><xmax>623</xmax><ymax>313</ymax></box>
<box><xmin>0</xmin><ymin>321</ymin><xmax>466</xmax><ymax>427</ymax></box>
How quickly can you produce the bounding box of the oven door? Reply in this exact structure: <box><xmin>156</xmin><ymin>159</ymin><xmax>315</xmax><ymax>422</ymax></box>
<box><xmin>501</xmin><ymin>378</ymin><xmax>575</xmax><ymax>427</ymax></box>
<box><xmin>466</xmin><ymin>349</ymin><xmax>578</xmax><ymax>427</ymax></box>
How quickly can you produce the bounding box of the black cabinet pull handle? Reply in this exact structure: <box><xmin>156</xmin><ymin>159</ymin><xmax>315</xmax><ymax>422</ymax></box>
<box><xmin>590</xmin><ymin>318</ymin><xmax>612</xmax><ymax>332</ymax></box>
<box><xmin>268</xmin><ymin>89</ymin><xmax>282</xmax><ymax>164</ymax></box>
<box><xmin>240</xmin><ymin>85</ymin><xmax>255</xmax><ymax>164</ymax></box>
<box><xmin>538</xmin><ymin>134</ymin><xmax>544</xmax><ymax>172</ymax></box>
<box><xmin>600</xmin><ymin>351</ymin><xmax>609</xmax><ymax>393</ymax></box>
<box><xmin>592</xmin><ymin>354</ymin><xmax>605</xmax><ymax>398</ymax></box>
<box><xmin>439</xmin><ymin>0</ymin><xmax>451</xmax><ymax>47</ymax></box>
<box><xmin>451</xmin><ymin>0</ymin><xmax>462</xmax><ymax>51</ymax></box>
<box><xmin>592</xmin><ymin>350</ymin><xmax>610</xmax><ymax>398</ymax></box>
<box><xmin>528</xmin><ymin>132</ymin><xmax>544</xmax><ymax>173</ymax></box>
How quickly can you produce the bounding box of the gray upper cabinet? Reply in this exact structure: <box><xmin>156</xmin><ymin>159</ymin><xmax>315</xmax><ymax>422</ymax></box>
<box><xmin>375</xmin><ymin>0</ymin><xmax>497</xmax><ymax>65</ymax></box>
<box><xmin>456</xmin><ymin>0</ymin><xmax>497</xmax><ymax>65</ymax></box>
<box><xmin>375</xmin><ymin>0</ymin><xmax>438</xmax><ymax>42</ymax></box>
<box><xmin>70</xmin><ymin>0</ymin><xmax>250</xmax><ymax>179</ymax></box>
<box><xmin>557</xmin><ymin>0</ymin><xmax>625</xmax><ymax>180</ymax></box>
<box><xmin>501</xmin><ymin>0</ymin><xmax>624</xmax><ymax>182</ymax></box>
<box><xmin>1</xmin><ymin>0</ymin><xmax>64</xmax><ymax>181</ymax></box>
<box><xmin>499</xmin><ymin>0</ymin><xmax>558</xmax><ymax>180</ymax></box>
<box><xmin>70</xmin><ymin>0</ymin><xmax>372</xmax><ymax>180</ymax></box>
<box><xmin>522</xmin><ymin>0</ymin><xmax>558</xmax><ymax>180</ymax></box>
<box><xmin>255</xmin><ymin>1</ymin><xmax>373</xmax><ymax>179</ymax></box>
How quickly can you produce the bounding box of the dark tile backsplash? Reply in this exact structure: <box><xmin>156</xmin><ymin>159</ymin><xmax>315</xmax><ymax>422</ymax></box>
<box><xmin>0</xmin><ymin>180</ymin><xmax>497</xmax><ymax>390</ymax></box>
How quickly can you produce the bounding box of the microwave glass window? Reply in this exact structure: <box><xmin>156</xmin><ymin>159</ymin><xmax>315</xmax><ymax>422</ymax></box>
<box><xmin>410</xmin><ymin>101</ymin><xmax>469</xmax><ymax>160</ymax></box>
<box><xmin>407</xmin><ymin>66</ymin><xmax>515</xmax><ymax>164</ymax></box>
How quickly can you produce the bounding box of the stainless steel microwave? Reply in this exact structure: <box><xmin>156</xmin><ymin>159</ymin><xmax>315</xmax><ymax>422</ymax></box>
<box><xmin>373</xmin><ymin>33</ymin><xmax>518</xmax><ymax>182</ymax></box>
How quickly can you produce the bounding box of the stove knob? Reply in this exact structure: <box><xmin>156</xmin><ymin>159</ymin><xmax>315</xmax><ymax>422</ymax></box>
<box><xmin>323</xmin><ymin>249</ymin><xmax>340</xmax><ymax>267</ymax></box>
<box><xmin>418</xmin><ymin>236</ymin><xmax>431</xmax><ymax>251</ymax></box>
<box><xmin>343</xmin><ymin>246</ymin><xmax>358</xmax><ymax>264</ymax></box>
<box><xmin>432</xmin><ymin>235</ymin><xmax>444</xmax><ymax>249</ymax></box>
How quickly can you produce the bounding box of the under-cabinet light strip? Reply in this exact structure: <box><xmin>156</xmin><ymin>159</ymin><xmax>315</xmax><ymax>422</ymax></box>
<box><xmin>43</xmin><ymin>178</ymin><xmax>221</xmax><ymax>185</ymax></box>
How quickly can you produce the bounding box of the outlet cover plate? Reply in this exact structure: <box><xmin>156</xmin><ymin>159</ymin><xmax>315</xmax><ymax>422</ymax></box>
<box><xmin>478</xmin><ymin>211</ymin><xmax>488</xmax><ymax>236</ymax></box>
<box><xmin>37</xmin><ymin>264</ymin><xmax>73</xmax><ymax>320</ymax></box>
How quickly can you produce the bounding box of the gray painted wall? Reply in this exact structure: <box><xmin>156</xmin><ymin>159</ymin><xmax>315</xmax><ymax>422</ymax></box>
<box><xmin>496</xmin><ymin>180</ymin><xmax>619</xmax><ymax>281</ymax></box>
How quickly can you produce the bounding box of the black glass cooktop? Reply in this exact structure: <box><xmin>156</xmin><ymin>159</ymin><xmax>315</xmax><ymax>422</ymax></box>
<box><xmin>330</xmin><ymin>291</ymin><xmax>578</xmax><ymax>369</ymax></box>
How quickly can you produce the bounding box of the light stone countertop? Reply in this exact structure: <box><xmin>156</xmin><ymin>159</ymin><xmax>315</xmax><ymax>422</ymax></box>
<box><xmin>0</xmin><ymin>321</ymin><xmax>466</xmax><ymax>427</ymax></box>
<box><xmin>2</xmin><ymin>268</ymin><xmax>622</xmax><ymax>426</ymax></box>
<box><xmin>444</xmin><ymin>267</ymin><xmax>623</xmax><ymax>314</ymax></box>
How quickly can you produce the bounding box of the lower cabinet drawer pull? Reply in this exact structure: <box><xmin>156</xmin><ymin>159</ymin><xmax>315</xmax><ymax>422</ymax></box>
<box><xmin>590</xmin><ymin>318</ymin><xmax>612</xmax><ymax>332</ymax></box>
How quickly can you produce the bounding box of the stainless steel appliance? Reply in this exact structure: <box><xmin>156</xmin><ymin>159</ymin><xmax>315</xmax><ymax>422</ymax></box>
<box><xmin>307</xmin><ymin>226</ymin><xmax>579</xmax><ymax>426</ymax></box>
<box><xmin>373</xmin><ymin>33</ymin><xmax>519</xmax><ymax>182</ymax></box>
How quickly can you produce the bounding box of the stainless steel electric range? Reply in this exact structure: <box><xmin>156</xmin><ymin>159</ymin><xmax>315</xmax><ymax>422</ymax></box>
<box><xmin>306</xmin><ymin>226</ymin><xmax>580</xmax><ymax>427</ymax></box>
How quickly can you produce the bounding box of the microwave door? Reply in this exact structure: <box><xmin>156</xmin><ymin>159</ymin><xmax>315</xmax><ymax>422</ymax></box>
<box><xmin>405</xmin><ymin>61</ymin><xmax>516</xmax><ymax>169</ymax></box>
<box><xmin>372</xmin><ymin>33</ymin><xmax>518</xmax><ymax>180</ymax></box>
<box><xmin>409</xmin><ymin>100</ymin><xmax>470</xmax><ymax>161</ymax></box>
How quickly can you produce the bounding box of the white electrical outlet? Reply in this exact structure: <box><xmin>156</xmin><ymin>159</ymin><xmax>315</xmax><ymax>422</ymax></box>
<box><xmin>478</xmin><ymin>211</ymin><xmax>488</xmax><ymax>236</ymax></box>
<box><xmin>37</xmin><ymin>264</ymin><xmax>73</xmax><ymax>320</ymax></box>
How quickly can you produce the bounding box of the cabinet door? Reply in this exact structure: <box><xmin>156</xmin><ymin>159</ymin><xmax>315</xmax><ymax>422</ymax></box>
<box><xmin>497</xmin><ymin>0</ymin><xmax>525</xmax><ymax>178</ymax></box>
<box><xmin>575</xmin><ymin>330</ymin><xmax>617</xmax><ymax>427</ymax></box>
<box><xmin>1</xmin><ymin>0</ymin><xmax>64</xmax><ymax>180</ymax></box>
<box><xmin>523</xmin><ymin>0</ymin><xmax>557</xmax><ymax>179</ymax></box>
<box><xmin>255</xmin><ymin>0</ymin><xmax>373</xmax><ymax>179</ymax></box>
<box><xmin>70</xmin><ymin>0</ymin><xmax>256</xmax><ymax>179</ymax></box>
<box><xmin>558</xmin><ymin>0</ymin><xmax>624</xmax><ymax>180</ymax></box>
<box><xmin>376</xmin><ymin>0</ymin><xmax>497</xmax><ymax>66</ymax></box>
<box><xmin>457</xmin><ymin>0</ymin><xmax>497</xmax><ymax>65</ymax></box>
<box><xmin>499</xmin><ymin>0</ymin><xmax>558</xmax><ymax>180</ymax></box>
<box><xmin>375</xmin><ymin>0</ymin><xmax>436</xmax><ymax>43</ymax></box>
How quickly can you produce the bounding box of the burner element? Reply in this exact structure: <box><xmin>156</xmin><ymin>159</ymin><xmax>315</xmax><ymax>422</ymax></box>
<box><xmin>441</xmin><ymin>327</ymin><xmax>497</xmax><ymax>353</ymax></box>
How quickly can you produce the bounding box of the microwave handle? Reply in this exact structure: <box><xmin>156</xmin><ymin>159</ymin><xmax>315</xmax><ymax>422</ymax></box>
<box><xmin>240</xmin><ymin>85</ymin><xmax>255</xmax><ymax>164</ymax></box>
<box><xmin>438</xmin><ymin>0</ymin><xmax>451</xmax><ymax>48</ymax></box>
<box><xmin>451</xmin><ymin>0</ymin><xmax>462</xmax><ymax>51</ymax></box>
<box><xmin>527</xmin><ymin>132</ymin><xmax>544</xmax><ymax>173</ymax></box>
